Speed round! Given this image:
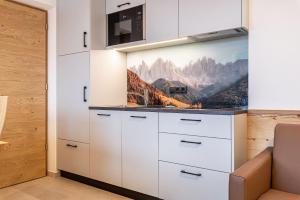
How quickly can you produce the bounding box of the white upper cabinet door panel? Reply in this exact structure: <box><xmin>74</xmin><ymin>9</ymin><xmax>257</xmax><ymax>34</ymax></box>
<box><xmin>179</xmin><ymin>0</ymin><xmax>242</xmax><ymax>37</ymax></box>
<box><xmin>58</xmin><ymin>0</ymin><xmax>90</xmax><ymax>55</ymax></box>
<box><xmin>57</xmin><ymin>52</ymin><xmax>90</xmax><ymax>143</ymax></box>
<box><xmin>146</xmin><ymin>0</ymin><xmax>179</xmax><ymax>43</ymax></box>
<box><xmin>106</xmin><ymin>0</ymin><xmax>145</xmax><ymax>14</ymax></box>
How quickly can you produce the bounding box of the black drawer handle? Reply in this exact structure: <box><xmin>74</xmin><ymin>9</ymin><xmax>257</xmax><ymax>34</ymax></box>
<box><xmin>181</xmin><ymin>140</ymin><xmax>202</xmax><ymax>145</ymax></box>
<box><xmin>180</xmin><ymin>119</ymin><xmax>202</xmax><ymax>122</ymax></box>
<box><xmin>117</xmin><ymin>2</ymin><xmax>131</xmax><ymax>8</ymax></box>
<box><xmin>97</xmin><ymin>114</ymin><xmax>111</xmax><ymax>117</ymax></box>
<box><xmin>181</xmin><ymin>170</ymin><xmax>202</xmax><ymax>177</ymax></box>
<box><xmin>66</xmin><ymin>144</ymin><xmax>78</xmax><ymax>148</ymax></box>
<box><xmin>83</xmin><ymin>32</ymin><xmax>87</xmax><ymax>48</ymax></box>
<box><xmin>130</xmin><ymin>116</ymin><xmax>147</xmax><ymax>119</ymax></box>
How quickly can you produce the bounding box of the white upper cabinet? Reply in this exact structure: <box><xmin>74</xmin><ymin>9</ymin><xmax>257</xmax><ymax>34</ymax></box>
<box><xmin>179</xmin><ymin>0</ymin><xmax>248</xmax><ymax>37</ymax></box>
<box><xmin>106</xmin><ymin>0</ymin><xmax>146</xmax><ymax>14</ymax></box>
<box><xmin>58</xmin><ymin>0</ymin><xmax>90</xmax><ymax>55</ymax></box>
<box><xmin>57</xmin><ymin>52</ymin><xmax>90</xmax><ymax>143</ymax></box>
<box><xmin>146</xmin><ymin>0</ymin><xmax>179</xmax><ymax>43</ymax></box>
<box><xmin>58</xmin><ymin>0</ymin><xmax>106</xmax><ymax>55</ymax></box>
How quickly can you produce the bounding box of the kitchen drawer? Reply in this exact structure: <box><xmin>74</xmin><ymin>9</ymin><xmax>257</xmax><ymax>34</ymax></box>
<box><xmin>106</xmin><ymin>0</ymin><xmax>145</xmax><ymax>14</ymax></box>
<box><xmin>159</xmin><ymin>133</ymin><xmax>232</xmax><ymax>172</ymax></box>
<box><xmin>159</xmin><ymin>161</ymin><xmax>229</xmax><ymax>200</ymax></box>
<box><xmin>159</xmin><ymin>113</ymin><xmax>232</xmax><ymax>139</ymax></box>
<box><xmin>58</xmin><ymin>139</ymin><xmax>90</xmax><ymax>177</ymax></box>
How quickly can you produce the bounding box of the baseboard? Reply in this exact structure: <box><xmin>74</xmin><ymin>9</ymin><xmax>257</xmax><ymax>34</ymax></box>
<box><xmin>47</xmin><ymin>171</ymin><xmax>60</xmax><ymax>178</ymax></box>
<box><xmin>60</xmin><ymin>171</ymin><xmax>161</xmax><ymax>200</ymax></box>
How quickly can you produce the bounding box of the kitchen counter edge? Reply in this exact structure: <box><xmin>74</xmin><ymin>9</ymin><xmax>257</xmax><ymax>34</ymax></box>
<box><xmin>89</xmin><ymin>107</ymin><xmax>248</xmax><ymax>115</ymax></box>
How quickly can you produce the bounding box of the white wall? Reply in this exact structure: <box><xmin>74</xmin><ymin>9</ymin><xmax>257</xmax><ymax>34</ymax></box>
<box><xmin>15</xmin><ymin>0</ymin><xmax>57</xmax><ymax>173</ymax></box>
<box><xmin>249</xmin><ymin>0</ymin><xmax>300</xmax><ymax>110</ymax></box>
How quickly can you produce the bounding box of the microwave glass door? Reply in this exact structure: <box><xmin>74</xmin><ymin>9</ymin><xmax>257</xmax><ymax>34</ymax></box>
<box><xmin>108</xmin><ymin>5</ymin><xmax>144</xmax><ymax>46</ymax></box>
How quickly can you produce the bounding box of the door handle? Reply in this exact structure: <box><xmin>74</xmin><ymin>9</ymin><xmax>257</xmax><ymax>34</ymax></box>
<box><xmin>130</xmin><ymin>116</ymin><xmax>147</xmax><ymax>119</ymax></box>
<box><xmin>180</xmin><ymin>140</ymin><xmax>202</xmax><ymax>145</ymax></box>
<box><xmin>83</xmin><ymin>32</ymin><xmax>87</xmax><ymax>48</ymax></box>
<box><xmin>117</xmin><ymin>2</ymin><xmax>131</xmax><ymax>8</ymax></box>
<box><xmin>66</xmin><ymin>144</ymin><xmax>78</xmax><ymax>148</ymax></box>
<box><xmin>180</xmin><ymin>119</ymin><xmax>202</xmax><ymax>122</ymax></box>
<box><xmin>181</xmin><ymin>170</ymin><xmax>202</xmax><ymax>177</ymax></box>
<box><xmin>97</xmin><ymin>114</ymin><xmax>111</xmax><ymax>117</ymax></box>
<box><xmin>83</xmin><ymin>86</ymin><xmax>87</xmax><ymax>102</ymax></box>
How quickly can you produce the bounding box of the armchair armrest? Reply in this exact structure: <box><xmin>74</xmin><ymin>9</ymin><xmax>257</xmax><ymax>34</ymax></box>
<box><xmin>230</xmin><ymin>147</ymin><xmax>273</xmax><ymax>200</ymax></box>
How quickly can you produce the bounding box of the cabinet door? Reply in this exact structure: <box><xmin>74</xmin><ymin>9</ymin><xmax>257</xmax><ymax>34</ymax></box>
<box><xmin>106</xmin><ymin>0</ymin><xmax>146</xmax><ymax>14</ymax></box>
<box><xmin>146</xmin><ymin>0</ymin><xmax>178</xmax><ymax>43</ymax></box>
<box><xmin>58</xmin><ymin>139</ymin><xmax>90</xmax><ymax>177</ymax></box>
<box><xmin>179</xmin><ymin>0</ymin><xmax>242</xmax><ymax>37</ymax></box>
<box><xmin>57</xmin><ymin>52</ymin><xmax>90</xmax><ymax>143</ymax></box>
<box><xmin>122</xmin><ymin>112</ymin><xmax>159</xmax><ymax>197</ymax></box>
<box><xmin>90</xmin><ymin>110</ymin><xmax>122</xmax><ymax>186</ymax></box>
<box><xmin>58</xmin><ymin>0</ymin><xmax>90</xmax><ymax>55</ymax></box>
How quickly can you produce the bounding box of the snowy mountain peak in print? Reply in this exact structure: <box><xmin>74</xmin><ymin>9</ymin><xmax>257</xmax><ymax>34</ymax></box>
<box><xmin>127</xmin><ymin>37</ymin><xmax>248</xmax><ymax>109</ymax></box>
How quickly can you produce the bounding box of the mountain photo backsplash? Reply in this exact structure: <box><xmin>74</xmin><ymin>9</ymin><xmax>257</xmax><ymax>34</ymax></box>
<box><xmin>127</xmin><ymin>37</ymin><xmax>248</xmax><ymax>109</ymax></box>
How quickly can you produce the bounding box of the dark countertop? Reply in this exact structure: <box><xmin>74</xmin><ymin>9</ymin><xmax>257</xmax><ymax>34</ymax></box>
<box><xmin>89</xmin><ymin>106</ymin><xmax>248</xmax><ymax>115</ymax></box>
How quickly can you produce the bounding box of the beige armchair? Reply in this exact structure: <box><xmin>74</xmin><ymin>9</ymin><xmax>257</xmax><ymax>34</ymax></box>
<box><xmin>230</xmin><ymin>124</ymin><xmax>300</xmax><ymax>200</ymax></box>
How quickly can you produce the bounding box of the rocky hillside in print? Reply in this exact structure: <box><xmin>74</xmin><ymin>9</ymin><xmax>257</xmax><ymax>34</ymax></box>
<box><xmin>201</xmin><ymin>76</ymin><xmax>248</xmax><ymax>108</ymax></box>
<box><xmin>127</xmin><ymin>70</ymin><xmax>190</xmax><ymax>108</ymax></box>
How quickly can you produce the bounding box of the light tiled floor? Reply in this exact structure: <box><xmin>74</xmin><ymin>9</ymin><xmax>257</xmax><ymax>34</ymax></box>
<box><xmin>0</xmin><ymin>176</ymin><xmax>132</xmax><ymax>200</ymax></box>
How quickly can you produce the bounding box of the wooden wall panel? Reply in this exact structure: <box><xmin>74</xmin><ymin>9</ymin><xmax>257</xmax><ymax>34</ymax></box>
<box><xmin>247</xmin><ymin>111</ymin><xmax>300</xmax><ymax>159</ymax></box>
<box><xmin>0</xmin><ymin>0</ymin><xmax>47</xmax><ymax>188</ymax></box>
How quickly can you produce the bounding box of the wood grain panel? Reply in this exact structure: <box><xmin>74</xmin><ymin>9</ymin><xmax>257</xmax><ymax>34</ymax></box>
<box><xmin>0</xmin><ymin>0</ymin><xmax>47</xmax><ymax>188</ymax></box>
<box><xmin>247</xmin><ymin>110</ymin><xmax>300</xmax><ymax>159</ymax></box>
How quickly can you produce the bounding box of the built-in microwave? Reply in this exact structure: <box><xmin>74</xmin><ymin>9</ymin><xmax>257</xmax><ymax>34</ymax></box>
<box><xmin>107</xmin><ymin>5</ymin><xmax>145</xmax><ymax>46</ymax></box>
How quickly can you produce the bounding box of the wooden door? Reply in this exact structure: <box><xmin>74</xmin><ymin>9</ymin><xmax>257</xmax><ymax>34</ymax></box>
<box><xmin>0</xmin><ymin>0</ymin><xmax>47</xmax><ymax>188</ymax></box>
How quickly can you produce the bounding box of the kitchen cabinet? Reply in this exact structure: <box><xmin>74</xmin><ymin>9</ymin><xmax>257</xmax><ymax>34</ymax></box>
<box><xmin>122</xmin><ymin>111</ymin><xmax>159</xmax><ymax>197</ymax></box>
<box><xmin>106</xmin><ymin>0</ymin><xmax>145</xmax><ymax>14</ymax></box>
<box><xmin>90</xmin><ymin>110</ymin><xmax>122</xmax><ymax>186</ymax></box>
<box><xmin>159</xmin><ymin>113</ymin><xmax>232</xmax><ymax>139</ymax></box>
<box><xmin>159</xmin><ymin>162</ymin><xmax>229</xmax><ymax>200</ymax></box>
<box><xmin>158</xmin><ymin>113</ymin><xmax>247</xmax><ymax>200</ymax></box>
<box><xmin>159</xmin><ymin>133</ymin><xmax>232</xmax><ymax>172</ymax></box>
<box><xmin>58</xmin><ymin>0</ymin><xmax>106</xmax><ymax>55</ymax></box>
<box><xmin>179</xmin><ymin>0</ymin><xmax>249</xmax><ymax>37</ymax></box>
<box><xmin>58</xmin><ymin>139</ymin><xmax>90</xmax><ymax>177</ymax></box>
<box><xmin>146</xmin><ymin>0</ymin><xmax>179</xmax><ymax>43</ymax></box>
<box><xmin>57</xmin><ymin>52</ymin><xmax>90</xmax><ymax>143</ymax></box>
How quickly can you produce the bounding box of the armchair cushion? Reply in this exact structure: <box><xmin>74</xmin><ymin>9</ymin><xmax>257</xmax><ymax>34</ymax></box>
<box><xmin>230</xmin><ymin>148</ymin><xmax>272</xmax><ymax>200</ymax></box>
<box><xmin>258</xmin><ymin>189</ymin><xmax>300</xmax><ymax>200</ymax></box>
<box><xmin>273</xmin><ymin>124</ymin><xmax>300</xmax><ymax>194</ymax></box>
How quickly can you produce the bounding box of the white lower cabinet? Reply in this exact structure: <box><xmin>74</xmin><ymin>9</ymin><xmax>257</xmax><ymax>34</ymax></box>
<box><xmin>90</xmin><ymin>110</ymin><xmax>122</xmax><ymax>186</ymax></box>
<box><xmin>58</xmin><ymin>139</ymin><xmax>90</xmax><ymax>177</ymax></box>
<box><xmin>122</xmin><ymin>111</ymin><xmax>159</xmax><ymax>197</ymax></box>
<box><xmin>159</xmin><ymin>133</ymin><xmax>232</xmax><ymax>172</ymax></box>
<box><xmin>159</xmin><ymin>161</ymin><xmax>229</xmax><ymax>200</ymax></box>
